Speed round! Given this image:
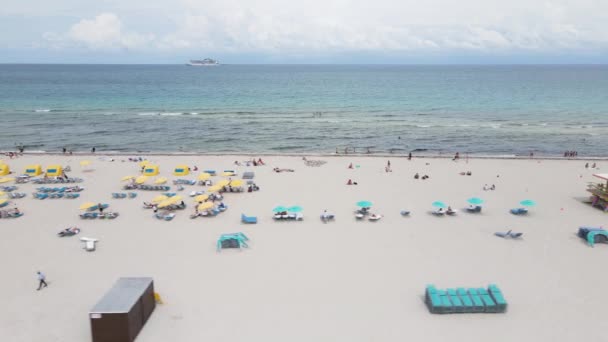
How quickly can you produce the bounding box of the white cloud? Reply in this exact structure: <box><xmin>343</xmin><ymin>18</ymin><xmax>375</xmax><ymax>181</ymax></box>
<box><xmin>45</xmin><ymin>13</ymin><xmax>154</xmax><ymax>50</ymax></box>
<box><xmin>36</xmin><ymin>1</ymin><xmax>608</xmax><ymax>56</ymax></box>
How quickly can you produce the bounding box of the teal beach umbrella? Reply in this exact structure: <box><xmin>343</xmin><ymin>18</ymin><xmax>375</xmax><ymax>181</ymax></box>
<box><xmin>520</xmin><ymin>200</ymin><xmax>536</xmax><ymax>207</ymax></box>
<box><xmin>287</xmin><ymin>205</ymin><xmax>303</xmax><ymax>213</ymax></box>
<box><xmin>356</xmin><ymin>200</ymin><xmax>372</xmax><ymax>208</ymax></box>
<box><xmin>273</xmin><ymin>206</ymin><xmax>288</xmax><ymax>212</ymax></box>
<box><xmin>467</xmin><ymin>197</ymin><xmax>484</xmax><ymax>205</ymax></box>
<box><xmin>432</xmin><ymin>201</ymin><xmax>447</xmax><ymax>208</ymax></box>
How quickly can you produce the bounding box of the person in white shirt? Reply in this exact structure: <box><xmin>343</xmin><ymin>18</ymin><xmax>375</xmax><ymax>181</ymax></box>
<box><xmin>37</xmin><ymin>271</ymin><xmax>48</xmax><ymax>291</ymax></box>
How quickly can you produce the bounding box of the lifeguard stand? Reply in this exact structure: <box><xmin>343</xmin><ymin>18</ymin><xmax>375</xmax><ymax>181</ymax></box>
<box><xmin>0</xmin><ymin>163</ymin><xmax>9</xmax><ymax>176</ymax></box>
<box><xmin>46</xmin><ymin>164</ymin><xmax>63</xmax><ymax>177</ymax></box>
<box><xmin>173</xmin><ymin>164</ymin><xmax>189</xmax><ymax>176</ymax></box>
<box><xmin>144</xmin><ymin>164</ymin><xmax>159</xmax><ymax>176</ymax></box>
<box><xmin>24</xmin><ymin>164</ymin><xmax>42</xmax><ymax>176</ymax></box>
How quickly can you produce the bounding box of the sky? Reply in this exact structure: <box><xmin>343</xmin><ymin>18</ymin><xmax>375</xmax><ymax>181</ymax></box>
<box><xmin>1</xmin><ymin>0</ymin><xmax>607</xmax><ymax>64</ymax></box>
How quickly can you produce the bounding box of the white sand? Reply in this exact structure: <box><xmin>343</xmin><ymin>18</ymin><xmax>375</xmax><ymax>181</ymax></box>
<box><xmin>0</xmin><ymin>154</ymin><xmax>606</xmax><ymax>342</ymax></box>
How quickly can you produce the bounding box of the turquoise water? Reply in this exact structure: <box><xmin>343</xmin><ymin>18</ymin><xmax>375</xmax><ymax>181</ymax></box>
<box><xmin>1</xmin><ymin>64</ymin><xmax>607</xmax><ymax>155</ymax></box>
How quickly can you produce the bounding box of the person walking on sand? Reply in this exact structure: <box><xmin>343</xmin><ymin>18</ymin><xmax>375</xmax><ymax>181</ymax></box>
<box><xmin>36</xmin><ymin>271</ymin><xmax>48</xmax><ymax>290</ymax></box>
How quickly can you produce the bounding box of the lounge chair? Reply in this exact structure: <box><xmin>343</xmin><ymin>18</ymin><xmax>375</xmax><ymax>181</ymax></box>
<box><xmin>242</xmin><ymin>171</ymin><xmax>255</xmax><ymax>179</ymax></box>
<box><xmin>241</xmin><ymin>214</ymin><xmax>257</xmax><ymax>224</ymax></box>
<box><xmin>466</xmin><ymin>205</ymin><xmax>482</xmax><ymax>213</ymax></box>
<box><xmin>320</xmin><ymin>213</ymin><xmax>335</xmax><ymax>222</ymax></box>
<box><xmin>432</xmin><ymin>209</ymin><xmax>445</xmax><ymax>216</ymax></box>
<box><xmin>495</xmin><ymin>230</ymin><xmax>523</xmax><ymax>239</ymax></box>
<box><xmin>58</xmin><ymin>227</ymin><xmax>80</xmax><ymax>237</ymax></box>
<box><xmin>510</xmin><ymin>208</ymin><xmax>528</xmax><ymax>215</ymax></box>
<box><xmin>488</xmin><ymin>284</ymin><xmax>508</xmax><ymax>313</ymax></box>
<box><xmin>65</xmin><ymin>193</ymin><xmax>80</xmax><ymax>199</ymax></box>
<box><xmin>80</xmin><ymin>237</ymin><xmax>98</xmax><ymax>251</ymax></box>
<box><xmin>446</xmin><ymin>209</ymin><xmax>457</xmax><ymax>216</ymax></box>
<box><xmin>128</xmin><ymin>192</ymin><xmax>137</xmax><ymax>198</ymax></box>
<box><xmin>368</xmin><ymin>214</ymin><xmax>383</xmax><ymax>221</ymax></box>
<box><xmin>9</xmin><ymin>192</ymin><xmax>26</xmax><ymax>199</ymax></box>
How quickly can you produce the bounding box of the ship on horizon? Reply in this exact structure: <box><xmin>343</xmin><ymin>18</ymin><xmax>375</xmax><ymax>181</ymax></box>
<box><xmin>187</xmin><ymin>58</ymin><xmax>220</xmax><ymax>66</ymax></box>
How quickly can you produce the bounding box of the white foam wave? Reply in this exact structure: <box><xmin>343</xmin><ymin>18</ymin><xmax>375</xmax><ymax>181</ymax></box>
<box><xmin>138</xmin><ymin>112</ymin><xmax>158</xmax><ymax>116</ymax></box>
<box><xmin>34</xmin><ymin>109</ymin><xmax>51</xmax><ymax>112</ymax></box>
<box><xmin>160</xmin><ymin>112</ymin><xmax>183</xmax><ymax>116</ymax></box>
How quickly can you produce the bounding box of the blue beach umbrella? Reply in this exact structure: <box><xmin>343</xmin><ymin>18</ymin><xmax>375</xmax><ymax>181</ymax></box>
<box><xmin>356</xmin><ymin>200</ymin><xmax>373</xmax><ymax>208</ymax></box>
<box><xmin>467</xmin><ymin>197</ymin><xmax>484</xmax><ymax>205</ymax></box>
<box><xmin>432</xmin><ymin>201</ymin><xmax>447</xmax><ymax>208</ymax></box>
<box><xmin>273</xmin><ymin>206</ymin><xmax>288</xmax><ymax>213</ymax></box>
<box><xmin>520</xmin><ymin>200</ymin><xmax>536</xmax><ymax>207</ymax></box>
<box><xmin>287</xmin><ymin>205</ymin><xmax>303</xmax><ymax>213</ymax></box>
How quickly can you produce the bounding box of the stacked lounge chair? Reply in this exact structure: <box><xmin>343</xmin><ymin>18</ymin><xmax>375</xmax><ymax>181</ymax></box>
<box><xmin>79</xmin><ymin>212</ymin><xmax>119</xmax><ymax>219</ymax></box>
<box><xmin>510</xmin><ymin>208</ymin><xmax>528</xmax><ymax>215</ymax></box>
<box><xmin>32</xmin><ymin>177</ymin><xmax>83</xmax><ymax>184</ymax></box>
<box><xmin>112</xmin><ymin>192</ymin><xmax>138</xmax><ymax>199</ymax></box>
<box><xmin>242</xmin><ymin>171</ymin><xmax>255</xmax><ymax>179</ymax></box>
<box><xmin>173</xmin><ymin>179</ymin><xmax>196</xmax><ymax>185</ymax></box>
<box><xmin>137</xmin><ymin>185</ymin><xmax>171</xmax><ymax>191</ymax></box>
<box><xmin>425</xmin><ymin>284</ymin><xmax>507</xmax><ymax>314</ymax></box>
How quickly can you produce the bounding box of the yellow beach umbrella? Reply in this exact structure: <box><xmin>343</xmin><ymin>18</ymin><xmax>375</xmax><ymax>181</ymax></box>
<box><xmin>194</xmin><ymin>194</ymin><xmax>209</xmax><ymax>202</ymax></box>
<box><xmin>121</xmin><ymin>175</ymin><xmax>136</xmax><ymax>181</ymax></box>
<box><xmin>221</xmin><ymin>171</ymin><xmax>234</xmax><ymax>177</ymax></box>
<box><xmin>135</xmin><ymin>176</ymin><xmax>148</xmax><ymax>184</ymax></box>
<box><xmin>80</xmin><ymin>160</ymin><xmax>91</xmax><ymax>167</ymax></box>
<box><xmin>230</xmin><ymin>179</ymin><xmax>244</xmax><ymax>187</ymax></box>
<box><xmin>157</xmin><ymin>196</ymin><xmax>182</xmax><ymax>208</ymax></box>
<box><xmin>154</xmin><ymin>177</ymin><xmax>167</xmax><ymax>184</ymax></box>
<box><xmin>152</xmin><ymin>195</ymin><xmax>169</xmax><ymax>204</ymax></box>
<box><xmin>139</xmin><ymin>160</ymin><xmax>150</xmax><ymax>167</ymax></box>
<box><xmin>0</xmin><ymin>177</ymin><xmax>15</xmax><ymax>183</ymax></box>
<box><xmin>79</xmin><ymin>202</ymin><xmax>96</xmax><ymax>210</ymax></box>
<box><xmin>0</xmin><ymin>199</ymin><xmax>8</xmax><ymax>206</ymax></box>
<box><xmin>217</xmin><ymin>179</ymin><xmax>230</xmax><ymax>187</ymax></box>
<box><xmin>167</xmin><ymin>195</ymin><xmax>182</xmax><ymax>204</ymax></box>
<box><xmin>0</xmin><ymin>191</ymin><xmax>6</xmax><ymax>196</ymax></box>
<box><xmin>157</xmin><ymin>199</ymin><xmax>173</xmax><ymax>208</ymax></box>
<box><xmin>208</xmin><ymin>184</ymin><xmax>223</xmax><ymax>192</ymax></box>
<box><xmin>198</xmin><ymin>202</ymin><xmax>214</xmax><ymax>210</ymax></box>
<box><xmin>197</xmin><ymin>173</ymin><xmax>211</xmax><ymax>181</ymax></box>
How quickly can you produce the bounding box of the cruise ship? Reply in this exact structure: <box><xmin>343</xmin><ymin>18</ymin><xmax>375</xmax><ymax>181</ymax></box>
<box><xmin>187</xmin><ymin>58</ymin><xmax>219</xmax><ymax>66</ymax></box>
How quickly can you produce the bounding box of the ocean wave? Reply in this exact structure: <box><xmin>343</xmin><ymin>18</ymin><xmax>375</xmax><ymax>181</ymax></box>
<box><xmin>34</xmin><ymin>109</ymin><xmax>52</xmax><ymax>112</ymax></box>
<box><xmin>159</xmin><ymin>112</ymin><xmax>184</xmax><ymax>116</ymax></box>
<box><xmin>138</xmin><ymin>112</ymin><xmax>158</xmax><ymax>116</ymax></box>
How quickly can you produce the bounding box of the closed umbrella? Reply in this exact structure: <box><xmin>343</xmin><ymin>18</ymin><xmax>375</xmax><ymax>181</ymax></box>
<box><xmin>432</xmin><ymin>201</ymin><xmax>447</xmax><ymax>208</ymax></box>
<box><xmin>135</xmin><ymin>176</ymin><xmax>148</xmax><ymax>184</ymax></box>
<box><xmin>154</xmin><ymin>177</ymin><xmax>167</xmax><ymax>184</ymax></box>
<box><xmin>356</xmin><ymin>200</ymin><xmax>372</xmax><ymax>208</ymax></box>
<box><xmin>121</xmin><ymin>175</ymin><xmax>136</xmax><ymax>181</ymax></box>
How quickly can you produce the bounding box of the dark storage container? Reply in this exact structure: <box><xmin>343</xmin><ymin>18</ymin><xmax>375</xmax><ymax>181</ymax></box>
<box><xmin>90</xmin><ymin>277</ymin><xmax>155</xmax><ymax>342</ymax></box>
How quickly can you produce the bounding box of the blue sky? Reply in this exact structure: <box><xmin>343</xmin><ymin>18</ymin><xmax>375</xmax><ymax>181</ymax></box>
<box><xmin>1</xmin><ymin>0</ymin><xmax>607</xmax><ymax>64</ymax></box>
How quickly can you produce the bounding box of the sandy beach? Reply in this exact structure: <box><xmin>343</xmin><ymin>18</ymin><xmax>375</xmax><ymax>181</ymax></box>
<box><xmin>1</xmin><ymin>154</ymin><xmax>606</xmax><ymax>342</ymax></box>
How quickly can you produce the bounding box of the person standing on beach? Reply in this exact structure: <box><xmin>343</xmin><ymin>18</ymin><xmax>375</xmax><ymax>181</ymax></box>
<box><xmin>91</xmin><ymin>147</ymin><xmax>96</xmax><ymax>153</ymax></box>
<box><xmin>36</xmin><ymin>271</ymin><xmax>48</xmax><ymax>290</ymax></box>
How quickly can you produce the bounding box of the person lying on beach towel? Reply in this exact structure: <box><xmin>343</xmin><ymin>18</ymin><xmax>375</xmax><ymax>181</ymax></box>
<box><xmin>273</xmin><ymin>168</ymin><xmax>294</xmax><ymax>173</ymax></box>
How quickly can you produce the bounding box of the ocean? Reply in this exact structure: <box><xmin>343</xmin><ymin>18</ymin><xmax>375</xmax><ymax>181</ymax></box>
<box><xmin>1</xmin><ymin>64</ymin><xmax>607</xmax><ymax>156</ymax></box>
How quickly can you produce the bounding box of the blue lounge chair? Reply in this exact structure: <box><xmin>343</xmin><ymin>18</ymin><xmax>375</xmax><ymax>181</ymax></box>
<box><xmin>488</xmin><ymin>284</ymin><xmax>508</xmax><ymax>313</ymax></box>
<box><xmin>241</xmin><ymin>214</ymin><xmax>257</xmax><ymax>223</ymax></box>
<box><xmin>478</xmin><ymin>288</ymin><xmax>498</xmax><ymax>313</ymax></box>
<box><xmin>447</xmin><ymin>288</ymin><xmax>465</xmax><ymax>313</ymax></box>
<box><xmin>128</xmin><ymin>192</ymin><xmax>138</xmax><ymax>198</ymax></box>
<box><xmin>425</xmin><ymin>285</ymin><xmax>443</xmax><ymax>313</ymax></box>
<box><xmin>510</xmin><ymin>208</ymin><xmax>528</xmax><ymax>215</ymax></box>
<box><xmin>467</xmin><ymin>288</ymin><xmax>485</xmax><ymax>312</ymax></box>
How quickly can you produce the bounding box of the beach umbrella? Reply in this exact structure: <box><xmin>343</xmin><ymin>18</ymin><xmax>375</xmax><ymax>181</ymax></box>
<box><xmin>0</xmin><ymin>177</ymin><xmax>15</xmax><ymax>183</ymax></box>
<box><xmin>221</xmin><ymin>171</ymin><xmax>235</xmax><ymax>176</ymax></box>
<box><xmin>467</xmin><ymin>197</ymin><xmax>484</xmax><ymax>205</ymax></box>
<box><xmin>121</xmin><ymin>175</ymin><xmax>136</xmax><ymax>181</ymax></box>
<box><xmin>197</xmin><ymin>173</ymin><xmax>211</xmax><ymax>181</ymax></box>
<box><xmin>135</xmin><ymin>176</ymin><xmax>148</xmax><ymax>184</ymax></box>
<box><xmin>139</xmin><ymin>160</ymin><xmax>150</xmax><ymax>167</ymax></box>
<box><xmin>273</xmin><ymin>206</ymin><xmax>288</xmax><ymax>213</ymax></box>
<box><xmin>157</xmin><ymin>199</ymin><xmax>173</xmax><ymax>208</ymax></box>
<box><xmin>154</xmin><ymin>177</ymin><xmax>167</xmax><ymax>184</ymax></box>
<box><xmin>79</xmin><ymin>202</ymin><xmax>96</xmax><ymax>210</ymax></box>
<box><xmin>198</xmin><ymin>202</ymin><xmax>214</xmax><ymax>210</ymax></box>
<box><xmin>208</xmin><ymin>184</ymin><xmax>223</xmax><ymax>192</ymax></box>
<box><xmin>520</xmin><ymin>199</ymin><xmax>536</xmax><ymax>207</ymax></box>
<box><xmin>167</xmin><ymin>195</ymin><xmax>182</xmax><ymax>204</ymax></box>
<box><xmin>287</xmin><ymin>205</ymin><xmax>303</xmax><ymax>213</ymax></box>
<box><xmin>0</xmin><ymin>191</ymin><xmax>6</xmax><ymax>196</ymax></box>
<box><xmin>194</xmin><ymin>194</ymin><xmax>209</xmax><ymax>202</ymax></box>
<box><xmin>356</xmin><ymin>200</ymin><xmax>372</xmax><ymax>208</ymax></box>
<box><xmin>217</xmin><ymin>179</ymin><xmax>230</xmax><ymax>187</ymax></box>
<box><xmin>80</xmin><ymin>160</ymin><xmax>91</xmax><ymax>167</ymax></box>
<box><xmin>152</xmin><ymin>195</ymin><xmax>169</xmax><ymax>204</ymax></box>
<box><xmin>432</xmin><ymin>201</ymin><xmax>447</xmax><ymax>208</ymax></box>
<box><xmin>0</xmin><ymin>199</ymin><xmax>8</xmax><ymax>206</ymax></box>
<box><xmin>230</xmin><ymin>179</ymin><xmax>244</xmax><ymax>187</ymax></box>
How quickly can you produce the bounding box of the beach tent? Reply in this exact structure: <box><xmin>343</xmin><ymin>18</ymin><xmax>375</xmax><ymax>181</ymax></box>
<box><xmin>143</xmin><ymin>165</ymin><xmax>159</xmax><ymax>176</ymax></box>
<box><xmin>173</xmin><ymin>164</ymin><xmax>190</xmax><ymax>176</ymax></box>
<box><xmin>46</xmin><ymin>165</ymin><xmax>63</xmax><ymax>177</ymax></box>
<box><xmin>24</xmin><ymin>164</ymin><xmax>42</xmax><ymax>176</ymax></box>
<box><xmin>89</xmin><ymin>277</ymin><xmax>156</xmax><ymax>342</ymax></box>
<box><xmin>0</xmin><ymin>163</ymin><xmax>9</xmax><ymax>176</ymax></box>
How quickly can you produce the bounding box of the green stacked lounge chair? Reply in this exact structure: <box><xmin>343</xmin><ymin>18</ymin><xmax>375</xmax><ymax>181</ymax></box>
<box><xmin>425</xmin><ymin>284</ymin><xmax>507</xmax><ymax>314</ymax></box>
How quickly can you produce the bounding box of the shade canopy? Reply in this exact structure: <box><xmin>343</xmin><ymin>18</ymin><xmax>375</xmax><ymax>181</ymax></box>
<box><xmin>432</xmin><ymin>201</ymin><xmax>447</xmax><ymax>208</ymax></box>
<box><xmin>356</xmin><ymin>200</ymin><xmax>372</xmax><ymax>207</ymax></box>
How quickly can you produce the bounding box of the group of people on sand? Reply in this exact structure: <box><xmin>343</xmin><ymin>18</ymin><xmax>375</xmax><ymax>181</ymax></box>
<box><xmin>564</xmin><ymin>151</ymin><xmax>578</xmax><ymax>157</ymax></box>
<box><xmin>585</xmin><ymin>163</ymin><xmax>597</xmax><ymax>169</ymax></box>
<box><xmin>235</xmin><ymin>158</ymin><xmax>265</xmax><ymax>167</ymax></box>
<box><xmin>273</xmin><ymin>167</ymin><xmax>294</xmax><ymax>173</ymax></box>
<box><xmin>483</xmin><ymin>184</ymin><xmax>496</xmax><ymax>191</ymax></box>
<box><xmin>414</xmin><ymin>173</ymin><xmax>429</xmax><ymax>180</ymax></box>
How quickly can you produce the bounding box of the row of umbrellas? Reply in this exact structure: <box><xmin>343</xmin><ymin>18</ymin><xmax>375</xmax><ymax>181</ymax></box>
<box><xmin>121</xmin><ymin>175</ymin><xmax>245</xmax><ymax>188</ymax></box>
<box><xmin>432</xmin><ymin>199</ymin><xmax>536</xmax><ymax>208</ymax></box>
